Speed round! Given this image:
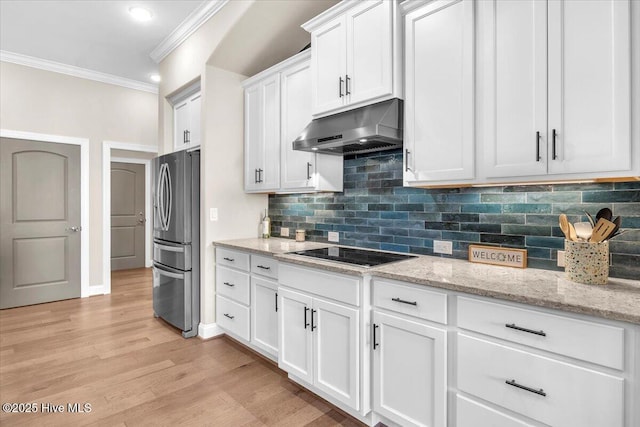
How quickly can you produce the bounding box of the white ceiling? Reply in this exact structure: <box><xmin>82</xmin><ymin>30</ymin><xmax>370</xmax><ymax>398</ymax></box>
<box><xmin>0</xmin><ymin>0</ymin><xmax>205</xmax><ymax>86</ymax></box>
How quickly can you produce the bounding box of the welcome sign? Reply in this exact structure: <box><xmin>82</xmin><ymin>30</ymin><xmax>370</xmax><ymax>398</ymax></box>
<box><xmin>468</xmin><ymin>245</ymin><xmax>527</xmax><ymax>269</ymax></box>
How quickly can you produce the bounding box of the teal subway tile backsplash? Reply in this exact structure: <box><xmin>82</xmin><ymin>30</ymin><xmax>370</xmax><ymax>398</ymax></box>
<box><xmin>269</xmin><ymin>149</ymin><xmax>640</xmax><ymax>280</ymax></box>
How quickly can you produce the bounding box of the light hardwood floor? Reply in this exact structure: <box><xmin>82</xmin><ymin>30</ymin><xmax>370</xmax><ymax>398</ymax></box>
<box><xmin>0</xmin><ymin>268</ymin><xmax>365</xmax><ymax>427</ymax></box>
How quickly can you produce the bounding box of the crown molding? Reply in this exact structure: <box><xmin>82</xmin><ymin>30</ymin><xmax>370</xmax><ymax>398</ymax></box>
<box><xmin>150</xmin><ymin>0</ymin><xmax>229</xmax><ymax>64</ymax></box>
<box><xmin>0</xmin><ymin>51</ymin><xmax>158</xmax><ymax>94</ymax></box>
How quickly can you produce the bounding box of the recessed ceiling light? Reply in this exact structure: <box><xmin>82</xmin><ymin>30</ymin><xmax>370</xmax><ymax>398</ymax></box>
<box><xmin>150</xmin><ymin>74</ymin><xmax>161</xmax><ymax>83</ymax></box>
<box><xmin>129</xmin><ymin>6</ymin><xmax>152</xmax><ymax>22</ymax></box>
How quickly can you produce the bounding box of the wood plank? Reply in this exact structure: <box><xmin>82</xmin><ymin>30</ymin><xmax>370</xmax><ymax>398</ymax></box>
<box><xmin>0</xmin><ymin>268</ymin><xmax>365</xmax><ymax>426</ymax></box>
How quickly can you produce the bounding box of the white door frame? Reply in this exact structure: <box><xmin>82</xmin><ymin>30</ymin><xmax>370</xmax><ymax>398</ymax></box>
<box><xmin>102</xmin><ymin>141</ymin><xmax>156</xmax><ymax>295</ymax></box>
<box><xmin>0</xmin><ymin>129</ymin><xmax>91</xmax><ymax>297</ymax></box>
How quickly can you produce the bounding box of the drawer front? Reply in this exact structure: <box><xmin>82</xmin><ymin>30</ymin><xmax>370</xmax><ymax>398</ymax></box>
<box><xmin>373</xmin><ymin>279</ymin><xmax>447</xmax><ymax>324</ymax></box>
<box><xmin>216</xmin><ymin>247</ymin><xmax>250</xmax><ymax>271</ymax></box>
<box><xmin>216</xmin><ymin>295</ymin><xmax>250</xmax><ymax>341</ymax></box>
<box><xmin>279</xmin><ymin>263</ymin><xmax>360</xmax><ymax>306</ymax></box>
<box><xmin>216</xmin><ymin>266</ymin><xmax>250</xmax><ymax>305</ymax></box>
<box><xmin>456</xmin><ymin>395</ymin><xmax>535</xmax><ymax>427</ymax></box>
<box><xmin>251</xmin><ymin>254</ymin><xmax>278</xmax><ymax>280</ymax></box>
<box><xmin>457</xmin><ymin>296</ymin><xmax>624</xmax><ymax>370</ymax></box>
<box><xmin>457</xmin><ymin>334</ymin><xmax>624</xmax><ymax>427</ymax></box>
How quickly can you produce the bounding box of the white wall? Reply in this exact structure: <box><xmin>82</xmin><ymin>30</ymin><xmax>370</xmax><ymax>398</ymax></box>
<box><xmin>0</xmin><ymin>61</ymin><xmax>158</xmax><ymax>290</ymax></box>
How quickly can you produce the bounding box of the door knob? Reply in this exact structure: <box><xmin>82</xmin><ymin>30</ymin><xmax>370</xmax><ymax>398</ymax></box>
<box><xmin>67</xmin><ymin>226</ymin><xmax>81</xmax><ymax>232</ymax></box>
<box><xmin>138</xmin><ymin>218</ymin><xmax>146</xmax><ymax>224</ymax></box>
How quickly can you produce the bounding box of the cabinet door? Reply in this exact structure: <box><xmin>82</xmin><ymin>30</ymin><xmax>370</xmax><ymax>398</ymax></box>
<box><xmin>313</xmin><ymin>297</ymin><xmax>359</xmax><ymax>410</ymax></box>
<box><xmin>547</xmin><ymin>0</ymin><xmax>631</xmax><ymax>175</ymax></box>
<box><xmin>174</xmin><ymin>100</ymin><xmax>190</xmax><ymax>151</ymax></box>
<box><xmin>311</xmin><ymin>16</ymin><xmax>347</xmax><ymax>116</ymax></box>
<box><xmin>481</xmin><ymin>0</ymin><xmax>547</xmax><ymax>178</ymax></box>
<box><xmin>187</xmin><ymin>92</ymin><xmax>201</xmax><ymax>148</ymax></box>
<box><xmin>346</xmin><ymin>0</ymin><xmax>393</xmax><ymax>106</ymax></box>
<box><xmin>278</xmin><ymin>288</ymin><xmax>313</xmax><ymax>384</ymax></box>
<box><xmin>251</xmin><ymin>277</ymin><xmax>278</xmax><ymax>358</ymax></box>
<box><xmin>404</xmin><ymin>0</ymin><xmax>475</xmax><ymax>183</ymax></box>
<box><xmin>373</xmin><ymin>311</ymin><xmax>447</xmax><ymax>427</ymax></box>
<box><xmin>280</xmin><ymin>60</ymin><xmax>316</xmax><ymax>190</ymax></box>
<box><xmin>244</xmin><ymin>83</ymin><xmax>263</xmax><ymax>191</ymax></box>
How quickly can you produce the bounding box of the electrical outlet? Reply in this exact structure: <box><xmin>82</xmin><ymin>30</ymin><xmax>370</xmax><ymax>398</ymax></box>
<box><xmin>209</xmin><ymin>208</ymin><xmax>218</xmax><ymax>221</ymax></box>
<box><xmin>328</xmin><ymin>231</ymin><xmax>339</xmax><ymax>243</ymax></box>
<box><xmin>433</xmin><ymin>240</ymin><xmax>453</xmax><ymax>255</ymax></box>
<box><xmin>280</xmin><ymin>227</ymin><xmax>289</xmax><ymax>237</ymax></box>
<box><xmin>557</xmin><ymin>250</ymin><xmax>565</xmax><ymax>267</ymax></box>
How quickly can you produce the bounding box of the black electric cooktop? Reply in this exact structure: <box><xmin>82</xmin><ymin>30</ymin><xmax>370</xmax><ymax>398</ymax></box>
<box><xmin>291</xmin><ymin>247</ymin><xmax>416</xmax><ymax>267</ymax></box>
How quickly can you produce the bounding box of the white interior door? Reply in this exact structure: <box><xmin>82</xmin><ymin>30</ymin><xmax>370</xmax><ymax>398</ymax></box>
<box><xmin>0</xmin><ymin>137</ymin><xmax>81</xmax><ymax>309</ymax></box>
<box><xmin>111</xmin><ymin>162</ymin><xmax>145</xmax><ymax>271</ymax></box>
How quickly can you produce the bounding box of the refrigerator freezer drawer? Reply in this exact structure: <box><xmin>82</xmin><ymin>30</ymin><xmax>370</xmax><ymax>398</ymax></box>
<box><xmin>153</xmin><ymin>263</ymin><xmax>192</xmax><ymax>334</ymax></box>
<box><xmin>154</xmin><ymin>240</ymin><xmax>191</xmax><ymax>271</ymax></box>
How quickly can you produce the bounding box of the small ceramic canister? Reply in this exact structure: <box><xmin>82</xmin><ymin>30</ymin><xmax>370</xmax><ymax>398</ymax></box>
<box><xmin>295</xmin><ymin>229</ymin><xmax>306</xmax><ymax>242</ymax></box>
<box><xmin>564</xmin><ymin>240</ymin><xmax>609</xmax><ymax>285</ymax></box>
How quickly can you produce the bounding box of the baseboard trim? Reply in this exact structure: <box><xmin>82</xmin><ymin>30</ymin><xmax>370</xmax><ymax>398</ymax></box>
<box><xmin>198</xmin><ymin>322</ymin><xmax>225</xmax><ymax>339</ymax></box>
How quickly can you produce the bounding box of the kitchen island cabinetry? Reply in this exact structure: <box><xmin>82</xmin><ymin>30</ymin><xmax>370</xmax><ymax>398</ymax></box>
<box><xmin>243</xmin><ymin>51</ymin><xmax>342</xmax><ymax>194</ymax></box>
<box><xmin>278</xmin><ymin>263</ymin><xmax>365</xmax><ymax>415</ymax></box>
<box><xmin>303</xmin><ymin>0</ymin><xmax>401</xmax><ymax>118</ymax></box>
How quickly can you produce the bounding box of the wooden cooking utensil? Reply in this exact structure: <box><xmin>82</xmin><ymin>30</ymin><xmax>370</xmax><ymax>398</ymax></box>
<box><xmin>603</xmin><ymin>216</ymin><xmax>622</xmax><ymax>241</ymax></box>
<box><xmin>567</xmin><ymin>222</ymin><xmax>578</xmax><ymax>242</ymax></box>
<box><xmin>589</xmin><ymin>218</ymin><xmax>617</xmax><ymax>243</ymax></box>
<box><xmin>559</xmin><ymin>214</ymin><xmax>571</xmax><ymax>240</ymax></box>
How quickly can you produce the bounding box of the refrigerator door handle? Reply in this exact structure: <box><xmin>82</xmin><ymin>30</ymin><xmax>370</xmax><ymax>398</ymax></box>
<box><xmin>158</xmin><ymin>163</ymin><xmax>168</xmax><ymax>231</ymax></box>
<box><xmin>164</xmin><ymin>163</ymin><xmax>172</xmax><ymax>231</ymax></box>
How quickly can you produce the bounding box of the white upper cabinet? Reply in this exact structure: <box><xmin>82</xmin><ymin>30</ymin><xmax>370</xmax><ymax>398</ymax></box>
<box><xmin>243</xmin><ymin>51</ymin><xmax>343</xmax><ymax>194</ymax></box>
<box><xmin>481</xmin><ymin>0</ymin><xmax>548</xmax><ymax>178</ymax></box>
<box><xmin>244</xmin><ymin>74</ymin><xmax>280</xmax><ymax>192</ymax></box>
<box><xmin>403</xmin><ymin>0</ymin><xmax>475</xmax><ymax>184</ymax></box>
<box><xmin>547</xmin><ymin>0</ymin><xmax>631</xmax><ymax>176</ymax></box>
<box><xmin>171</xmin><ymin>85</ymin><xmax>201</xmax><ymax>152</ymax></box>
<box><xmin>305</xmin><ymin>0</ymin><xmax>400</xmax><ymax>118</ymax></box>
<box><xmin>482</xmin><ymin>0</ymin><xmax>632</xmax><ymax>180</ymax></box>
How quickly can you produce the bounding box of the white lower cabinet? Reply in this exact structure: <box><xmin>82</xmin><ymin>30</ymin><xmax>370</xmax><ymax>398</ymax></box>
<box><xmin>278</xmin><ymin>287</ymin><xmax>360</xmax><ymax>410</ymax></box>
<box><xmin>372</xmin><ymin>311</ymin><xmax>446</xmax><ymax>427</ymax></box>
<box><xmin>251</xmin><ymin>277</ymin><xmax>278</xmax><ymax>358</ymax></box>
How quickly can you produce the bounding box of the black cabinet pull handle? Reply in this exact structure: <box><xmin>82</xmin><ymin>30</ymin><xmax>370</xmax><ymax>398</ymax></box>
<box><xmin>223</xmin><ymin>257</ymin><xmax>234</xmax><ymax>262</ymax></box>
<box><xmin>224</xmin><ymin>313</ymin><xmax>234</xmax><ymax>320</ymax></box>
<box><xmin>552</xmin><ymin>129</ymin><xmax>557</xmax><ymax>160</ymax></box>
<box><xmin>311</xmin><ymin>309</ymin><xmax>317</xmax><ymax>331</ymax></box>
<box><xmin>339</xmin><ymin>76</ymin><xmax>344</xmax><ymax>97</ymax></box>
<box><xmin>254</xmin><ymin>168</ymin><xmax>258</xmax><ymax>183</ymax></box>
<box><xmin>256</xmin><ymin>265</ymin><xmax>271</xmax><ymax>270</ymax></box>
<box><xmin>307</xmin><ymin>162</ymin><xmax>312</xmax><ymax>180</ymax></box>
<box><xmin>223</xmin><ymin>282</ymin><xmax>234</xmax><ymax>287</ymax></box>
<box><xmin>185</xmin><ymin>130</ymin><xmax>190</xmax><ymax>143</ymax></box>
<box><xmin>275</xmin><ymin>292</ymin><xmax>278</xmax><ymax>312</ymax></box>
<box><xmin>346</xmin><ymin>75</ymin><xmax>351</xmax><ymax>95</ymax></box>
<box><xmin>535</xmin><ymin>131</ymin><xmax>541</xmax><ymax>162</ymax></box>
<box><xmin>405</xmin><ymin>149</ymin><xmax>411</xmax><ymax>172</ymax></box>
<box><xmin>304</xmin><ymin>307</ymin><xmax>309</xmax><ymax>329</ymax></box>
<box><xmin>373</xmin><ymin>323</ymin><xmax>379</xmax><ymax>350</ymax></box>
<box><xmin>505</xmin><ymin>323</ymin><xmax>546</xmax><ymax>337</ymax></box>
<box><xmin>183</xmin><ymin>130</ymin><xmax>186</xmax><ymax>143</ymax></box>
<box><xmin>257</xmin><ymin>168</ymin><xmax>263</xmax><ymax>183</ymax></box>
<box><xmin>392</xmin><ymin>297</ymin><xmax>417</xmax><ymax>306</ymax></box>
<box><xmin>506</xmin><ymin>379</ymin><xmax>546</xmax><ymax>397</ymax></box>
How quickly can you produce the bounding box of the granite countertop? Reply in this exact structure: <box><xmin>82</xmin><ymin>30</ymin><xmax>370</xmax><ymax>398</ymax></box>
<box><xmin>213</xmin><ymin>238</ymin><xmax>640</xmax><ymax>325</ymax></box>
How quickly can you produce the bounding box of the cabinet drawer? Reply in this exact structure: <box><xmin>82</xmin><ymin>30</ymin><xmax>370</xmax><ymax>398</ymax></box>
<box><xmin>373</xmin><ymin>279</ymin><xmax>447</xmax><ymax>324</ymax></box>
<box><xmin>216</xmin><ymin>295</ymin><xmax>250</xmax><ymax>341</ymax></box>
<box><xmin>457</xmin><ymin>334</ymin><xmax>624</xmax><ymax>427</ymax></box>
<box><xmin>216</xmin><ymin>266</ymin><xmax>250</xmax><ymax>305</ymax></box>
<box><xmin>457</xmin><ymin>296</ymin><xmax>624</xmax><ymax>370</ymax></box>
<box><xmin>456</xmin><ymin>395</ymin><xmax>534</xmax><ymax>427</ymax></box>
<box><xmin>279</xmin><ymin>263</ymin><xmax>360</xmax><ymax>306</ymax></box>
<box><xmin>251</xmin><ymin>254</ymin><xmax>278</xmax><ymax>280</ymax></box>
<box><xmin>216</xmin><ymin>247</ymin><xmax>250</xmax><ymax>271</ymax></box>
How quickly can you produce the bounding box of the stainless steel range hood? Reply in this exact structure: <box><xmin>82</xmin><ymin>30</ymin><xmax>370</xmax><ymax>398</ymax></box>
<box><xmin>293</xmin><ymin>98</ymin><xmax>403</xmax><ymax>155</ymax></box>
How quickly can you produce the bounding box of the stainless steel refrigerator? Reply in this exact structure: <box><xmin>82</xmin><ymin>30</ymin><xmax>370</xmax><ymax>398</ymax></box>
<box><xmin>152</xmin><ymin>150</ymin><xmax>200</xmax><ymax>338</ymax></box>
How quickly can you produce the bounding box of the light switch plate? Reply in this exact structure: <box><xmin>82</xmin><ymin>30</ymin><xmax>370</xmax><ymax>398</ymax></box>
<box><xmin>280</xmin><ymin>227</ymin><xmax>289</xmax><ymax>237</ymax></box>
<box><xmin>328</xmin><ymin>231</ymin><xmax>339</xmax><ymax>242</ymax></box>
<box><xmin>557</xmin><ymin>250</ymin><xmax>565</xmax><ymax>267</ymax></box>
<box><xmin>433</xmin><ymin>240</ymin><xmax>453</xmax><ymax>255</ymax></box>
<box><xmin>210</xmin><ymin>208</ymin><xmax>218</xmax><ymax>221</ymax></box>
